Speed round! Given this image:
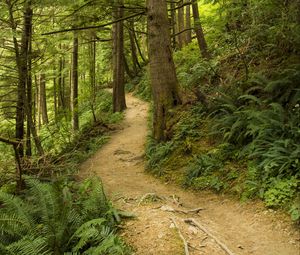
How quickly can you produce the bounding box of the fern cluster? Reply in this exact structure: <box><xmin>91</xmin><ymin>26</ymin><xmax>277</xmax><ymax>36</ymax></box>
<box><xmin>0</xmin><ymin>177</ymin><xmax>129</xmax><ymax>255</ymax></box>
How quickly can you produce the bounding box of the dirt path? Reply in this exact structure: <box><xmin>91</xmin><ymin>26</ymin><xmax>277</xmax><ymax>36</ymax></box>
<box><xmin>80</xmin><ymin>94</ymin><xmax>299</xmax><ymax>255</ymax></box>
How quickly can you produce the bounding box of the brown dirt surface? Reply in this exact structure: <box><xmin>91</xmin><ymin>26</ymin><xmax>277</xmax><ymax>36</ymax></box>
<box><xmin>80</xmin><ymin>94</ymin><xmax>300</xmax><ymax>255</ymax></box>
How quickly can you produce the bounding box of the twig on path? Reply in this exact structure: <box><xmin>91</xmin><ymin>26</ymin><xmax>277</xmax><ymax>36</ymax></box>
<box><xmin>160</xmin><ymin>205</ymin><xmax>204</xmax><ymax>214</ymax></box>
<box><xmin>170</xmin><ymin>218</ymin><xmax>190</xmax><ymax>255</ymax></box>
<box><xmin>184</xmin><ymin>218</ymin><xmax>236</xmax><ymax>255</ymax></box>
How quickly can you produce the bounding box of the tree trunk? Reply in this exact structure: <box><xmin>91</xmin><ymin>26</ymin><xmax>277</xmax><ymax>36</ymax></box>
<box><xmin>89</xmin><ymin>31</ymin><xmax>97</xmax><ymax>122</ymax></box>
<box><xmin>147</xmin><ymin>0</ymin><xmax>181</xmax><ymax>142</ymax></box>
<box><xmin>192</xmin><ymin>0</ymin><xmax>210</xmax><ymax>59</ymax></box>
<box><xmin>128</xmin><ymin>20</ymin><xmax>140</xmax><ymax>75</ymax></box>
<box><xmin>58</xmin><ymin>50</ymin><xmax>65</xmax><ymax>111</ymax></box>
<box><xmin>53</xmin><ymin>62</ymin><xmax>57</xmax><ymax>121</ymax></box>
<box><xmin>6</xmin><ymin>0</ymin><xmax>25</xmax><ymax>159</ymax></box>
<box><xmin>170</xmin><ymin>1</ymin><xmax>177</xmax><ymax>49</ymax></box>
<box><xmin>177</xmin><ymin>0</ymin><xmax>185</xmax><ymax>48</ymax></box>
<box><xmin>25</xmin><ymin>3</ymin><xmax>32</xmax><ymax>157</ymax></box>
<box><xmin>112</xmin><ymin>0</ymin><xmax>126</xmax><ymax>112</ymax></box>
<box><xmin>185</xmin><ymin>0</ymin><xmax>192</xmax><ymax>44</ymax></box>
<box><xmin>71</xmin><ymin>31</ymin><xmax>79</xmax><ymax>131</ymax></box>
<box><xmin>39</xmin><ymin>73</ymin><xmax>48</xmax><ymax>125</ymax></box>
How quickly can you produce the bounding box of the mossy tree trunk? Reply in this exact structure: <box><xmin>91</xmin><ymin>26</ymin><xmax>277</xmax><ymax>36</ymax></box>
<box><xmin>147</xmin><ymin>0</ymin><xmax>181</xmax><ymax>142</ymax></box>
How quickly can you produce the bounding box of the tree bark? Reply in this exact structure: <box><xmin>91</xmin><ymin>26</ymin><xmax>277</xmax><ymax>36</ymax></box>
<box><xmin>6</xmin><ymin>0</ymin><xmax>25</xmax><ymax>158</ymax></box>
<box><xmin>147</xmin><ymin>0</ymin><xmax>181</xmax><ymax>142</ymax></box>
<box><xmin>177</xmin><ymin>0</ymin><xmax>185</xmax><ymax>48</ymax></box>
<box><xmin>39</xmin><ymin>73</ymin><xmax>48</xmax><ymax>125</ymax></box>
<box><xmin>71</xmin><ymin>31</ymin><xmax>79</xmax><ymax>131</ymax></box>
<box><xmin>112</xmin><ymin>0</ymin><xmax>126</xmax><ymax>112</ymax></box>
<box><xmin>128</xmin><ymin>20</ymin><xmax>140</xmax><ymax>75</ymax></box>
<box><xmin>170</xmin><ymin>1</ymin><xmax>177</xmax><ymax>49</ymax></box>
<box><xmin>25</xmin><ymin>2</ymin><xmax>32</xmax><ymax>157</ymax></box>
<box><xmin>185</xmin><ymin>0</ymin><xmax>192</xmax><ymax>44</ymax></box>
<box><xmin>192</xmin><ymin>0</ymin><xmax>210</xmax><ymax>59</ymax></box>
<box><xmin>89</xmin><ymin>31</ymin><xmax>97</xmax><ymax>122</ymax></box>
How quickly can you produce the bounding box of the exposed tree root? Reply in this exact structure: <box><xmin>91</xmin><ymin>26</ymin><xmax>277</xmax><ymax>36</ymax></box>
<box><xmin>184</xmin><ymin>218</ymin><xmax>235</xmax><ymax>255</ymax></box>
<box><xmin>160</xmin><ymin>205</ymin><xmax>204</xmax><ymax>214</ymax></box>
<box><xmin>170</xmin><ymin>218</ymin><xmax>190</xmax><ymax>255</ymax></box>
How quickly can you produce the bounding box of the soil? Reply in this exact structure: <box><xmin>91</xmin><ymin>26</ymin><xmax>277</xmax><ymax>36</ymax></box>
<box><xmin>80</xmin><ymin>93</ymin><xmax>300</xmax><ymax>255</ymax></box>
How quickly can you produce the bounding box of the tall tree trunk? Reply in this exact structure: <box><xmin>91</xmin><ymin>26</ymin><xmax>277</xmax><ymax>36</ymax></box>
<box><xmin>53</xmin><ymin>62</ymin><xmax>57</xmax><ymax>121</ymax></box>
<box><xmin>39</xmin><ymin>73</ymin><xmax>48</xmax><ymax>125</ymax></box>
<box><xmin>89</xmin><ymin>31</ymin><xmax>97</xmax><ymax>122</ymax></box>
<box><xmin>22</xmin><ymin>2</ymin><xmax>44</xmax><ymax>156</ymax></box>
<box><xmin>192</xmin><ymin>0</ymin><xmax>210</xmax><ymax>59</ymax></box>
<box><xmin>71</xmin><ymin>31</ymin><xmax>79</xmax><ymax>131</ymax></box>
<box><xmin>185</xmin><ymin>0</ymin><xmax>192</xmax><ymax>44</ymax></box>
<box><xmin>6</xmin><ymin>0</ymin><xmax>25</xmax><ymax>159</ymax></box>
<box><xmin>128</xmin><ymin>20</ymin><xmax>140</xmax><ymax>75</ymax></box>
<box><xmin>170</xmin><ymin>1</ymin><xmax>177</xmax><ymax>49</ymax></box>
<box><xmin>177</xmin><ymin>0</ymin><xmax>185</xmax><ymax>48</ymax></box>
<box><xmin>58</xmin><ymin>50</ymin><xmax>65</xmax><ymax>111</ymax></box>
<box><xmin>112</xmin><ymin>0</ymin><xmax>126</xmax><ymax>112</ymax></box>
<box><xmin>35</xmin><ymin>75</ymin><xmax>41</xmax><ymax>128</ymax></box>
<box><xmin>25</xmin><ymin>3</ymin><xmax>32</xmax><ymax>157</ymax></box>
<box><xmin>147</xmin><ymin>0</ymin><xmax>181</xmax><ymax>142</ymax></box>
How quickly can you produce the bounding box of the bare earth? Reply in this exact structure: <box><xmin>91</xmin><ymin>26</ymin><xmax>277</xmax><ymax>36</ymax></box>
<box><xmin>80</xmin><ymin>94</ymin><xmax>300</xmax><ymax>255</ymax></box>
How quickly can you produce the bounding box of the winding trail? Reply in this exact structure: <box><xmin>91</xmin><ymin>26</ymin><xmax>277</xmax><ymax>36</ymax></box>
<box><xmin>80</xmin><ymin>94</ymin><xmax>299</xmax><ymax>255</ymax></box>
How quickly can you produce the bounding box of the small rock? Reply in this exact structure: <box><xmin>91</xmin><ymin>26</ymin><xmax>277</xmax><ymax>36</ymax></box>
<box><xmin>237</xmin><ymin>244</ymin><xmax>244</xmax><ymax>249</ymax></box>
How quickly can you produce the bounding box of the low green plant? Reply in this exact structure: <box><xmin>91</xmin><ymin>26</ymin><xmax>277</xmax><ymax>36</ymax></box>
<box><xmin>184</xmin><ymin>154</ymin><xmax>223</xmax><ymax>186</ymax></box>
<box><xmin>145</xmin><ymin>136</ymin><xmax>175</xmax><ymax>174</ymax></box>
<box><xmin>0</xmin><ymin>177</ymin><xmax>129</xmax><ymax>255</ymax></box>
<box><xmin>264</xmin><ymin>177</ymin><xmax>299</xmax><ymax>208</ymax></box>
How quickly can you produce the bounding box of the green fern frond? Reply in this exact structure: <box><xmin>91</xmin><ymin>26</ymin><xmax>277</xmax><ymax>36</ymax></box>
<box><xmin>6</xmin><ymin>236</ymin><xmax>50</xmax><ymax>255</ymax></box>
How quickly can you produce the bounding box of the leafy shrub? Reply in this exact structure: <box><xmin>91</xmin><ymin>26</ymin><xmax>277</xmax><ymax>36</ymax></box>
<box><xmin>0</xmin><ymin>178</ymin><xmax>129</xmax><ymax>255</ymax></box>
<box><xmin>264</xmin><ymin>177</ymin><xmax>299</xmax><ymax>208</ymax></box>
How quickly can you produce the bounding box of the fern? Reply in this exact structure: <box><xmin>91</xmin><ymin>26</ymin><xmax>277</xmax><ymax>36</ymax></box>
<box><xmin>0</xmin><ymin>178</ymin><xmax>129</xmax><ymax>255</ymax></box>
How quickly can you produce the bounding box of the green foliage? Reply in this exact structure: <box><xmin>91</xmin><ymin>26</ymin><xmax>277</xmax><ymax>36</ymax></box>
<box><xmin>132</xmin><ymin>70</ymin><xmax>151</xmax><ymax>101</ymax></box>
<box><xmin>264</xmin><ymin>178</ymin><xmax>299</xmax><ymax>208</ymax></box>
<box><xmin>145</xmin><ymin>136</ymin><xmax>175</xmax><ymax>175</ymax></box>
<box><xmin>185</xmin><ymin>154</ymin><xmax>223</xmax><ymax>186</ymax></box>
<box><xmin>0</xmin><ymin>177</ymin><xmax>129</xmax><ymax>255</ymax></box>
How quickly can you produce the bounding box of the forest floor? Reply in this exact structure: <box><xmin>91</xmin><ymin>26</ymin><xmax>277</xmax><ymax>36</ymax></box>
<box><xmin>80</xmin><ymin>94</ymin><xmax>300</xmax><ymax>255</ymax></box>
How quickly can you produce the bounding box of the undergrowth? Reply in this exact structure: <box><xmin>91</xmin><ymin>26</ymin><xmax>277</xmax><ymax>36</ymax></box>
<box><xmin>0</xmin><ymin>177</ymin><xmax>130</xmax><ymax>255</ymax></box>
<box><xmin>145</xmin><ymin>3</ymin><xmax>300</xmax><ymax>222</ymax></box>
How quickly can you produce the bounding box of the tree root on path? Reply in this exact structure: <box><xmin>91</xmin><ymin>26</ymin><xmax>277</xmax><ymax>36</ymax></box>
<box><xmin>160</xmin><ymin>205</ymin><xmax>204</xmax><ymax>214</ymax></box>
<box><xmin>170</xmin><ymin>218</ymin><xmax>190</xmax><ymax>255</ymax></box>
<box><xmin>138</xmin><ymin>193</ymin><xmax>165</xmax><ymax>206</ymax></box>
<box><xmin>184</xmin><ymin>218</ymin><xmax>236</xmax><ymax>255</ymax></box>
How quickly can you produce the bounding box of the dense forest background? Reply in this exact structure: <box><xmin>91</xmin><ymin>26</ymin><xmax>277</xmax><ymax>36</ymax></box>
<box><xmin>0</xmin><ymin>0</ymin><xmax>299</xmax><ymax>254</ymax></box>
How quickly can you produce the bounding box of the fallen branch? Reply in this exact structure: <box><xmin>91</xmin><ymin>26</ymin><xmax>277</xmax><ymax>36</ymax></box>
<box><xmin>184</xmin><ymin>218</ymin><xmax>235</xmax><ymax>255</ymax></box>
<box><xmin>160</xmin><ymin>205</ymin><xmax>204</xmax><ymax>214</ymax></box>
<box><xmin>170</xmin><ymin>218</ymin><xmax>190</xmax><ymax>255</ymax></box>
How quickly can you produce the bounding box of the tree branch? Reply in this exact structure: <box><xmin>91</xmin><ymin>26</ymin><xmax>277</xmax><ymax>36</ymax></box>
<box><xmin>0</xmin><ymin>136</ymin><xmax>20</xmax><ymax>146</ymax></box>
<box><xmin>42</xmin><ymin>11</ymin><xmax>145</xmax><ymax>35</ymax></box>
